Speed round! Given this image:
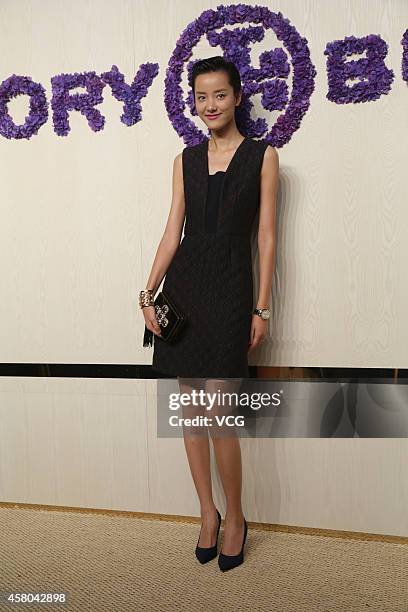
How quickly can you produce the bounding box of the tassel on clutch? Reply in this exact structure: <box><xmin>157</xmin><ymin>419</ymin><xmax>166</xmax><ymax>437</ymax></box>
<box><xmin>143</xmin><ymin>325</ymin><xmax>154</xmax><ymax>347</ymax></box>
<box><xmin>143</xmin><ymin>290</ymin><xmax>186</xmax><ymax>347</ymax></box>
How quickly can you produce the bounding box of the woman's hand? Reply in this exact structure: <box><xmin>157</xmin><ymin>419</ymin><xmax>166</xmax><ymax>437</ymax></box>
<box><xmin>143</xmin><ymin>305</ymin><xmax>162</xmax><ymax>337</ymax></box>
<box><xmin>248</xmin><ymin>315</ymin><xmax>268</xmax><ymax>352</ymax></box>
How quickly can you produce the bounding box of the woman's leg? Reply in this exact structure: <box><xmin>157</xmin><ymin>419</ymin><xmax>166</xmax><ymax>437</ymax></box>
<box><xmin>178</xmin><ymin>376</ymin><xmax>219</xmax><ymax>547</ymax></box>
<box><xmin>205</xmin><ymin>378</ymin><xmax>246</xmax><ymax>555</ymax></box>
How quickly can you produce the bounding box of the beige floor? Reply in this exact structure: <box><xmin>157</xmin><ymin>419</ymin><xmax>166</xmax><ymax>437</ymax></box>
<box><xmin>1</xmin><ymin>506</ymin><xmax>407</xmax><ymax>612</ymax></box>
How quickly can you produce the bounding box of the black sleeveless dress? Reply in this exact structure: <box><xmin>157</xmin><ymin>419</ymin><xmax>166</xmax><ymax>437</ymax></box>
<box><xmin>152</xmin><ymin>136</ymin><xmax>269</xmax><ymax>378</ymax></box>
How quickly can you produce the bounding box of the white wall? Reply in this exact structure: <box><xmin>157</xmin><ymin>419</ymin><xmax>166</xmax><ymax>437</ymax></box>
<box><xmin>1</xmin><ymin>377</ymin><xmax>407</xmax><ymax>537</ymax></box>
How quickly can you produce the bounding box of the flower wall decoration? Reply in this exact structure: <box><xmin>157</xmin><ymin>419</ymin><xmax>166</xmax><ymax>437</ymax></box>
<box><xmin>51</xmin><ymin>64</ymin><xmax>159</xmax><ymax>136</ymax></box>
<box><xmin>401</xmin><ymin>28</ymin><xmax>408</xmax><ymax>83</ymax></box>
<box><xmin>0</xmin><ymin>63</ymin><xmax>159</xmax><ymax>139</ymax></box>
<box><xmin>0</xmin><ymin>75</ymin><xmax>48</xmax><ymax>139</ymax></box>
<box><xmin>0</xmin><ymin>5</ymin><xmax>404</xmax><ymax>143</ymax></box>
<box><xmin>164</xmin><ymin>3</ymin><xmax>317</xmax><ymax>147</ymax></box>
<box><xmin>324</xmin><ymin>35</ymin><xmax>394</xmax><ymax>103</ymax></box>
<box><xmin>51</xmin><ymin>71</ymin><xmax>106</xmax><ymax>136</ymax></box>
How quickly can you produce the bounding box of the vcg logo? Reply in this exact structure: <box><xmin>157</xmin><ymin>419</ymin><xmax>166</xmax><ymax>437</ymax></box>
<box><xmin>0</xmin><ymin>5</ymin><xmax>405</xmax><ymax>146</ymax></box>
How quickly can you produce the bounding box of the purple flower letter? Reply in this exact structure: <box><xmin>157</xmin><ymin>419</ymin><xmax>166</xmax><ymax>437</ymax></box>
<box><xmin>0</xmin><ymin>74</ymin><xmax>48</xmax><ymax>140</ymax></box>
<box><xmin>100</xmin><ymin>63</ymin><xmax>159</xmax><ymax>126</ymax></box>
<box><xmin>324</xmin><ymin>34</ymin><xmax>394</xmax><ymax>103</ymax></box>
<box><xmin>401</xmin><ymin>28</ymin><xmax>408</xmax><ymax>83</ymax></box>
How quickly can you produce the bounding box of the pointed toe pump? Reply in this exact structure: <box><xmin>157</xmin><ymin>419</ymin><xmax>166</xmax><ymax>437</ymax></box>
<box><xmin>218</xmin><ymin>518</ymin><xmax>248</xmax><ymax>572</ymax></box>
<box><xmin>195</xmin><ymin>508</ymin><xmax>222</xmax><ymax>564</ymax></box>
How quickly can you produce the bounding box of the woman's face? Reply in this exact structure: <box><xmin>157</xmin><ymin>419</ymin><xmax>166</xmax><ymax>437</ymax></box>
<box><xmin>194</xmin><ymin>70</ymin><xmax>241</xmax><ymax>131</ymax></box>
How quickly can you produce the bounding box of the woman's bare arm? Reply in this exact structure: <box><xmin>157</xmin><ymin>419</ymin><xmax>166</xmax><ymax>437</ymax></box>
<box><xmin>142</xmin><ymin>152</ymin><xmax>185</xmax><ymax>337</ymax></box>
<box><xmin>248</xmin><ymin>144</ymin><xmax>279</xmax><ymax>352</ymax></box>
<box><xmin>144</xmin><ymin>152</ymin><xmax>185</xmax><ymax>294</ymax></box>
<box><xmin>257</xmin><ymin>145</ymin><xmax>279</xmax><ymax>309</ymax></box>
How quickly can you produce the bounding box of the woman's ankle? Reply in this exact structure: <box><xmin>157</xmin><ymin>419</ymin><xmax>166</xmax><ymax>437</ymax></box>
<box><xmin>200</xmin><ymin>503</ymin><xmax>218</xmax><ymax>519</ymax></box>
<box><xmin>224</xmin><ymin>509</ymin><xmax>244</xmax><ymax>523</ymax></box>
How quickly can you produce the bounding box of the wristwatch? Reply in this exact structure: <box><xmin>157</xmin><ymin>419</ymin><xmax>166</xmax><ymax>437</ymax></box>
<box><xmin>253</xmin><ymin>307</ymin><xmax>271</xmax><ymax>320</ymax></box>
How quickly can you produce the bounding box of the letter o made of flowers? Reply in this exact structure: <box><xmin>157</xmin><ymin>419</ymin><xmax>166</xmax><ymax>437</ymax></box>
<box><xmin>0</xmin><ymin>74</ymin><xmax>48</xmax><ymax>140</ymax></box>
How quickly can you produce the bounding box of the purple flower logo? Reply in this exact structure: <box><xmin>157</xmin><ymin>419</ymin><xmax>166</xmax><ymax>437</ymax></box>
<box><xmin>401</xmin><ymin>28</ymin><xmax>408</xmax><ymax>83</ymax></box>
<box><xmin>164</xmin><ymin>4</ymin><xmax>317</xmax><ymax>147</ymax></box>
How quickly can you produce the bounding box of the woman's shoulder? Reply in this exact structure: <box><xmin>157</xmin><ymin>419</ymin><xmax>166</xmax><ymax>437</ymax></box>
<box><xmin>181</xmin><ymin>139</ymin><xmax>206</xmax><ymax>162</ymax></box>
<box><xmin>183</xmin><ymin>139</ymin><xmax>206</xmax><ymax>151</ymax></box>
<box><xmin>249</xmin><ymin>138</ymin><xmax>278</xmax><ymax>165</ymax></box>
<box><xmin>247</xmin><ymin>136</ymin><xmax>275</xmax><ymax>151</ymax></box>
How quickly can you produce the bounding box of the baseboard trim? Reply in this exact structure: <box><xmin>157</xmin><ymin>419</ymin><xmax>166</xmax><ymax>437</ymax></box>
<box><xmin>1</xmin><ymin>501</ymin><xmax>406</xmax><ymax>545</ymax></box>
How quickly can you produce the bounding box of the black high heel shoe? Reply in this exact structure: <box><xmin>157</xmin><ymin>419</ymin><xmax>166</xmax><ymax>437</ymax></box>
<box><xmin>218</xmin><ymin>517</ymin><xmax>247</xmax><ymax>572</ymax></box>
<box><xmin>195</xmin><ymin>508</ymin><xmax>222</xmax><ymax>564</ymax></box>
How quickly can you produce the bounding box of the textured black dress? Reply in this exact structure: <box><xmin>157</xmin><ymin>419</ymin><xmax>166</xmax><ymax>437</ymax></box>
<box><xmin>152</xmin><ymin>136</ymin><xmax>269</xmax><ymax>378</ymax></box>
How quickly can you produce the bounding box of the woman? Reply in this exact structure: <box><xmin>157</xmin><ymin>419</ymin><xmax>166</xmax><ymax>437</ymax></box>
<box><xmin>140</xmin><ymin>56</ymin><xmax>278</xmax><ymax>571</ymax></box>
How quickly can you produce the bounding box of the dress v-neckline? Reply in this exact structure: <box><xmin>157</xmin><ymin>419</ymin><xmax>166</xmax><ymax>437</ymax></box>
<box><xmin>206</xmin><ymin>136</ymin><xmax>248</xmax><ymax>177</ymax></box>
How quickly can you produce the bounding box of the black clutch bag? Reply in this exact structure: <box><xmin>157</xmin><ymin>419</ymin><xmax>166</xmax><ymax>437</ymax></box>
<box><xmin>143</xmin><ymin>290</ymin><xmax>186</xmax><ymax>347</ymax></box>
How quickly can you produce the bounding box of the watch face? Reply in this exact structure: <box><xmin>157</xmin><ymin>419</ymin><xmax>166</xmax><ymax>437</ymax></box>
<box><xmin>261</xmin><ymin>309</ymin><xmax>270</xmax><ymax>320</ymax></box>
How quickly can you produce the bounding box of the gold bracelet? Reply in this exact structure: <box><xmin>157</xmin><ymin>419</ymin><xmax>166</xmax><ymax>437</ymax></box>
<box><xmin>139</xmin><ymin>289</ymin><xmax>155</xmax><ymax>309</ymax></box>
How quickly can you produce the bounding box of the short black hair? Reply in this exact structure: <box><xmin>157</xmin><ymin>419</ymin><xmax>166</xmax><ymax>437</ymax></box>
<box><xmin>191</xmin><ymin>56</ymin><xmax>242</xmax><ymax>98</ymax></box>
